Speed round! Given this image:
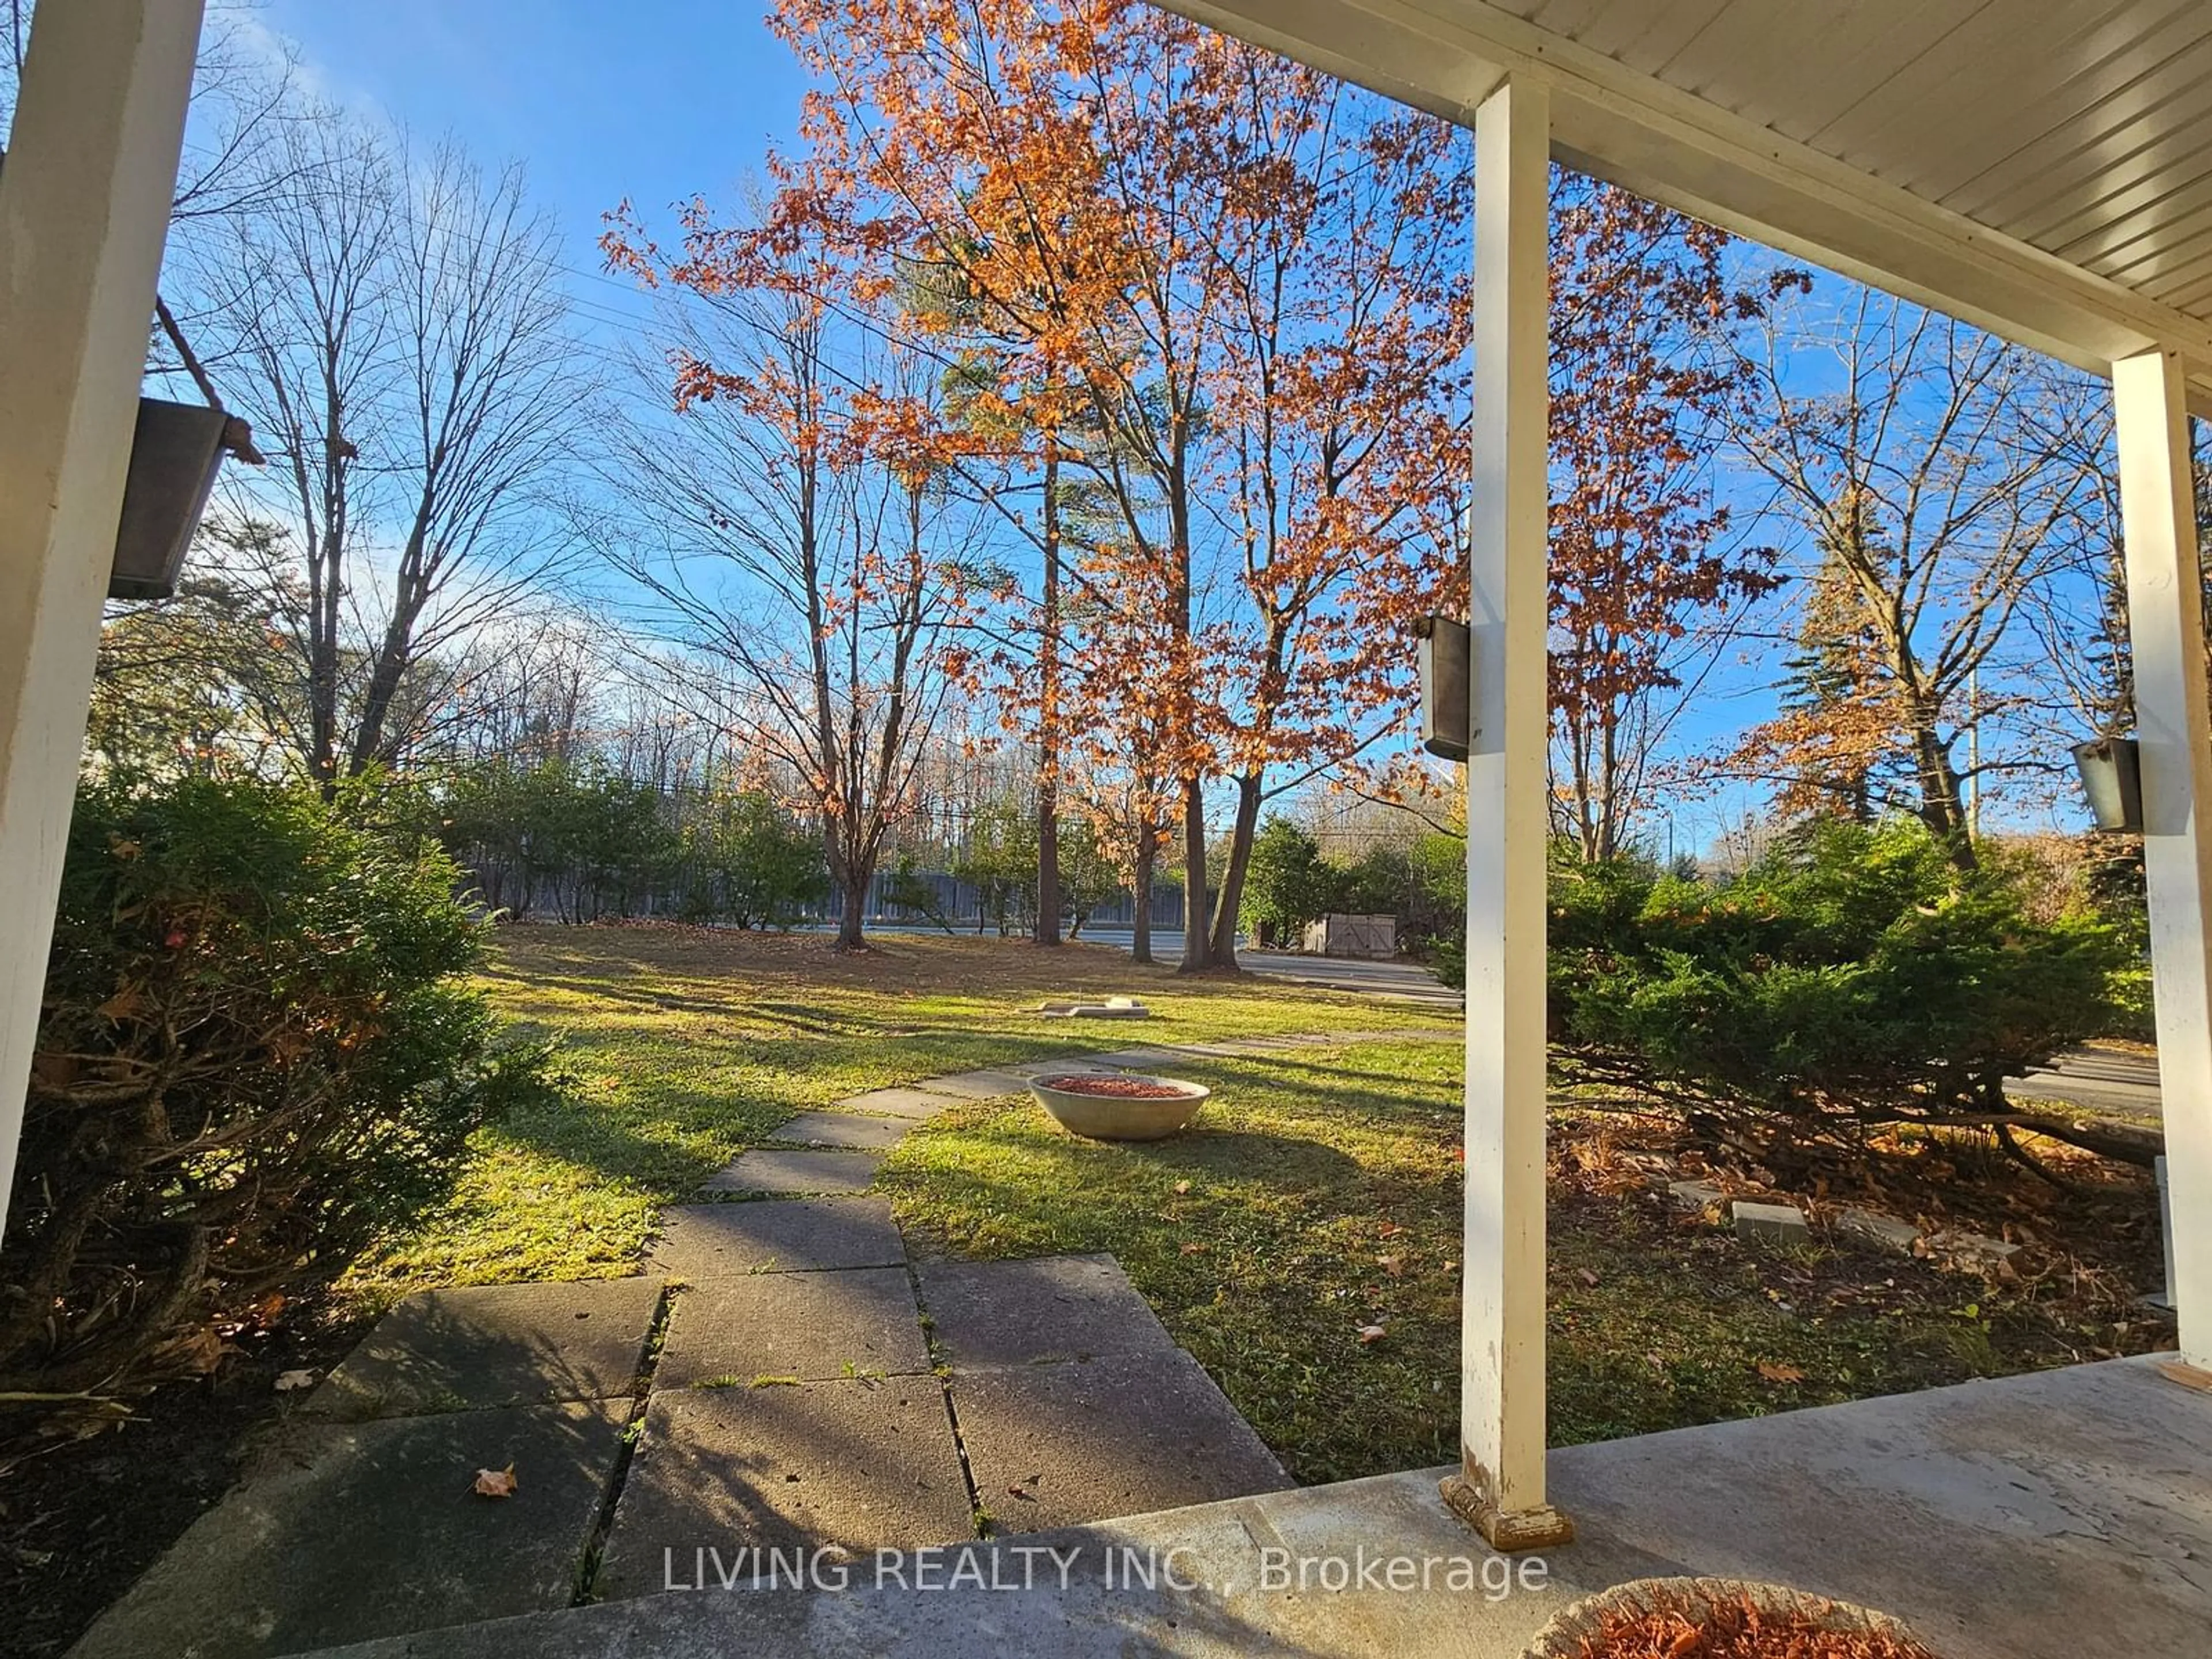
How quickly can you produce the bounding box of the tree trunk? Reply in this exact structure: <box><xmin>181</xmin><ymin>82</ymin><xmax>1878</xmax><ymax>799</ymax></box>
<box><xmin>1908</xmin><ymin>712</ymin><xmax>1976</xmax><ymax>870</ymax></box>
<box><xmin>1207</xmin><ymin>772</ymin><xmax>1264</xmax><ymax>971</ymax></box>
<box><xmin>1178</xmin><ymin>776</ymin><xmax>1211</xmax><ymax>971</ymax></box>
<box><xmin>1131</xmin><ymin>836</ymin><xmax>1155</xmax><ymax>965</ymax></box>
<box><xmin>836</xmin><ymin>877</ymin><xmax>867</xmax><ymax>951</ymax></box>
<box><xmin>1035</xmin><ymin>444</ymin><xmax>1062</xmax><ymax>946</ymax></box>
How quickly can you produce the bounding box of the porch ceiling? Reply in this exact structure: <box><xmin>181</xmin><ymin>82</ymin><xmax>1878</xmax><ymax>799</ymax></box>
<box><xmin>1164</xmin><ymin>0</ymin><xmax>2212</xmax><ymax>412</ymax></box>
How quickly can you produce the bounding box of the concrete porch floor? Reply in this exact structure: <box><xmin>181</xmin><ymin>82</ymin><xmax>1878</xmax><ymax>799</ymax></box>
<box><xmin>302</xmin><ymin>1355</ymin><xmax>2211</xmax><ymax>1658</ymax></box>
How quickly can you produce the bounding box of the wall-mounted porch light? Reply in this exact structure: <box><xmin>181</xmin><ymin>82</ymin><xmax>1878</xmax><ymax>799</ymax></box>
<box><xmin>1415</xmin><ymin>614</ymin><xmax>1471</xmax><ymax>763</ymax></box>
<box><xmin>108</xmin><ymin>397</ymin><xmax>238</xmax><ymax>601</ymax></box>
<box><xmin>2071</xmin><ymin>736</ymin><xmax>2144</xmax><ymax>835</ymax></box>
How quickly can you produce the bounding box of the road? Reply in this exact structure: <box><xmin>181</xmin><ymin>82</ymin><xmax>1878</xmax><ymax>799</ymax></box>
<box><xmin>2004</xmin><ymin>1046</ymin><xmax>2162</xmax><ymax>1123</ymax></box>
<box><xmin>790</xmin><ymin>920</ymin><xmax>1455</xmax><ymax>1004</ymax></box>
<box><xmin>1081</xmin><ymin>929</ymin><xmax>1462</xmax><ymax>1006</ymax></box>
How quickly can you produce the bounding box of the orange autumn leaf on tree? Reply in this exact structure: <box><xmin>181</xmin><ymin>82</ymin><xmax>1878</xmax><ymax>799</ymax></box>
<box><xmin>593</xmin><ymin>207</ymin><xmax>983</xmax><ymax>951</ymax></box>
<box><xmin>1546</xmin><ymin>179</ymin><xmax>1795</xmax><ymax>863</ymax></box>
<box><xmin>754</xmin><ymin>0</ymin><xmax>1473</xmax><ymax>970</ymax></box>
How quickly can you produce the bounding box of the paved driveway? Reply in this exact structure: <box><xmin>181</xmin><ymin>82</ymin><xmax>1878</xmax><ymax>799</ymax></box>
<box><xmin>2005</xmin><ymin>1046</ymin><xmax>2162</xmax><ymax>1122</ymax></box>
<box><xmin>1088</xmin><ymin>929</ymin><xmax>1460</xmax><ymax>1006</ymax></box>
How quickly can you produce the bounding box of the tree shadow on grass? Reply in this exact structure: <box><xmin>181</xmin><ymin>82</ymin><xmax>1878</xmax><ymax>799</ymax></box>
<box><xmin>1157</xmin><ymin>1051</ymin><xmax>1463</xmax><ymax>1128</ymax></box>
<box><xmin>882</xmin><ymin>1119</ymin><xmax>1370</xmax><ymax>1265</ymax></box>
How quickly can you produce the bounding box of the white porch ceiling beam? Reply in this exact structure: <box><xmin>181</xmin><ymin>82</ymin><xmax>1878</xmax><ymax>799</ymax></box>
<box><xmin>1166</xmin><ymin>0</ymin><xmax>2212</xmax><ymax>412</ymax></box>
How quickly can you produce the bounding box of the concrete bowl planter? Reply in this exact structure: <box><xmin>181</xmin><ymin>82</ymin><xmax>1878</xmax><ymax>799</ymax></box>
<box><xmin>1028</xmin><ymin>1072</ymin><xmax>1210</xmax><ymax>1142</ymax></box>
<box><xmin>1522</xmin><ymin>1576</ymin><xmax>1937</xmax><ymax>1658</ymax></box>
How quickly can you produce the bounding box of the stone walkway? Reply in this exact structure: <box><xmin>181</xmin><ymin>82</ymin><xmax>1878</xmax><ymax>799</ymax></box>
<box><xmin>70</xmin><ymin>1032</ymin><xmax>1442</xmax><ymax>1659</ymax></box>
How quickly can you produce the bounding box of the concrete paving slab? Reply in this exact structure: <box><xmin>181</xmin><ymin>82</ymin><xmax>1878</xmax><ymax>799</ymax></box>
<box><xmin>767</xmin><ymin>1111</ymin><xmax>911</xmax><ymax>1150</ymax></box>
<box><xmin>1668</xmin><ymin>1179</ymin><xmax>1725</xmax><ymax>1212</ymax></box>
<box><xmin>302</xmin><ymin>1278</ymin><xmax>663</xmax><ymax>1421</ymax></box>
<box><xmin>649</xmin><ymin>1199</ymin><xmax>905</xmax><ymax>1279</ymax></box>
<box><xmin>834</xmin><ymin>1086</ymin><xmax>963</xmax><ymax>1120</ymax></box>
<box><xmin>917</xmin><ymin>1069</ymin><xmax>1035</xmax><ymax>1100</ymax></box>
<box><xmin>1926</xmin><ymin>1227</ymin><xmax>2023</xmax><ymax>1268</ymax></box>
<box><xmin>1837</xmin><ymin>1207</ymin><xmax>1921</xmax><ymax>1253</ymax></box>
<box><xmin>1537</xmin><ymin>1353</ymin><xmax>2212</xmax><ymax>1659</ymax></box>
<box><xmin>285</xmin><ymin>1510</ymin><xmax>1513</xmax><ymax>1659</ymax></box>
<box><xmin>69</xmin><ymin>1401</ymin><xmax>628</xmax><ymax>1659</ymax></box>
<box><xmin>282</xmin><ymin>1357</ymin><xmax>2212</xmax><ymax>1659</ymax></box>
<box><xmin>914</xmin><ymin>1253</ymin><xmax>1177</xmax><ymax>1368</ymax></box>
<box><xmin>595</xmin><ymin>1378</ymin><xmax>972</xmax><ymax>1597</ymax></box>
<box><xmin>656</xmin><ymin>1267</ymin><xmax>930</xmax><ymax>1388</ymax></box>
<box><xmin>704</xmin><ymin>1148</ymin><xmax>883</xmax><ymax>1196</ymax></box>
<box><xmin>950</xmin><ymin>1348</ymin><xmax>1291</xmax><ymax>1535</ymax></box>
<box><xmin>1731</xmin><ymin>1199</ymin><xmax>1809</xmax><ymax>1244</ymax></box>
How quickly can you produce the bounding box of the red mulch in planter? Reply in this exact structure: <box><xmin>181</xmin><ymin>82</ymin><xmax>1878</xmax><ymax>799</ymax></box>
<box><xmin>1035</xmin><ymin>1075</ymin><xmax>1190</xmax><ymax>1099</ymax></box>
<box><xmin>1567</xmin><ymin>1588</ymin><xmax>1938</xmax><ymax>1658</ymax></box>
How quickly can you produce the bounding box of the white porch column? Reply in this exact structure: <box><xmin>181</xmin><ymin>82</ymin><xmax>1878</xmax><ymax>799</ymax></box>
<box><xmin>2114</xmin><ymin>348</ymin><xmax>2212</xmax><ymax>1370</ymax></box>
<box><xmin>1442</xmin><ymin>74</ymin><xmax>1572</xmax><ymax>1551</ymax></box>
<box><xmin>0</xmin><ymin>0</ymin><xmax>206</xmax><ymax>1239</ymax></box>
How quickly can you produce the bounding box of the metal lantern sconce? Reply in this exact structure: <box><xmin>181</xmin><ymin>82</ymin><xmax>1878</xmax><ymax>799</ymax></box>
<box><xmin>107</xmin><ymin>397</ymin><xmax>243</xmax><ymax>601</ymax></box>
<box><xmin>1415</xmin><ymin>614</ymin><xmax>1472</xmax><ymax>763</ymax></box>
<box><xmin>2072</xmin><ymin>736</ymin><xmax>2144</xmax><ymax>835</ymax></box>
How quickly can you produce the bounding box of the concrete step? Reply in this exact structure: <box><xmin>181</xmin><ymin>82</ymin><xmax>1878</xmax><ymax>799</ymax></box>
<box><xmin>68</xmin><ymin>1277</ymin><xmax>668</xmax><ymax>1659</ymax></box>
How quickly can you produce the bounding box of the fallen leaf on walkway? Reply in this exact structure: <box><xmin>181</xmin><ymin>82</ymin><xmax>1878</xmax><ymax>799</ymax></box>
<box><xmin>1357</xmin><ymin>1324</ymin><xmax>1388</xmax><ymax>1345</ymax></box>
<box><xmin>1173</xmin><ymin>1180</ymin><xmax>1192</xmax><ymax>1195</ymax></box>
<box><xmin>1007</xmin><ymin>1486</ymin><xmax>1036</xmax><ymax>1500</ymax></box>
<box><xmin>1378</xmin><ymin>1222</ymin><xmax>1404</xmax><ymax>1238</ymax></box>
<box><xmin>1378</xmin><ymin>1255</ymin><xmax>1404</xmax><ymax>1277</ymax></box>
<box><xmin>273</xmin><ymin>1369</ymin><xmax>317</xmax><ymax>1393</ymax></box>
<box><xmin>1756</xmin><ymin>1362</ymin><xmax>1806</xmax><ymax>1384</ymax></box>
<box><xmin>2156</xmin><ymin>1358</ymin><xmax>2212</xmax><ymax>1394</ymax></box>
<box><xmin>472</xmin><ymin>1464</ymin><xmax>518</xmax><ymax>1499</ymax></box>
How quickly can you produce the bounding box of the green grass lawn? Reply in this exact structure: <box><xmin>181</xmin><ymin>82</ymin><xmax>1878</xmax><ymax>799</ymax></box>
<box><xmin>344</xmin><ymin>923</ymin><xmax>1443</xmax><ymax>1301</ymax></box>
<box><xmin>351</xmin><ymin>921</ymin><xmax>2160</xmax><ymax>1488</ymax></box>
<box><xmin>883</xmin><ymin>1040</ymin><xmax>2161</xmax><ymax>1484</ymax></box>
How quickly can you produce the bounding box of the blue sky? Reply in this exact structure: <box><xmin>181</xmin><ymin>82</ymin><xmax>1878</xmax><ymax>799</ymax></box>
<box><xmin>238</xmin><ymin>3</ymin><xmax>2096</xmax><ymax>851</ymax></box>
<box><xmin>232</xmin><ymin>3</ymin><xmax>1831</xmax><ymax>853</ymax></box>
<box><xmin>260</xmin><ymin>1</ymin><xmax>805</xmax><ymax>346</ymax></box>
